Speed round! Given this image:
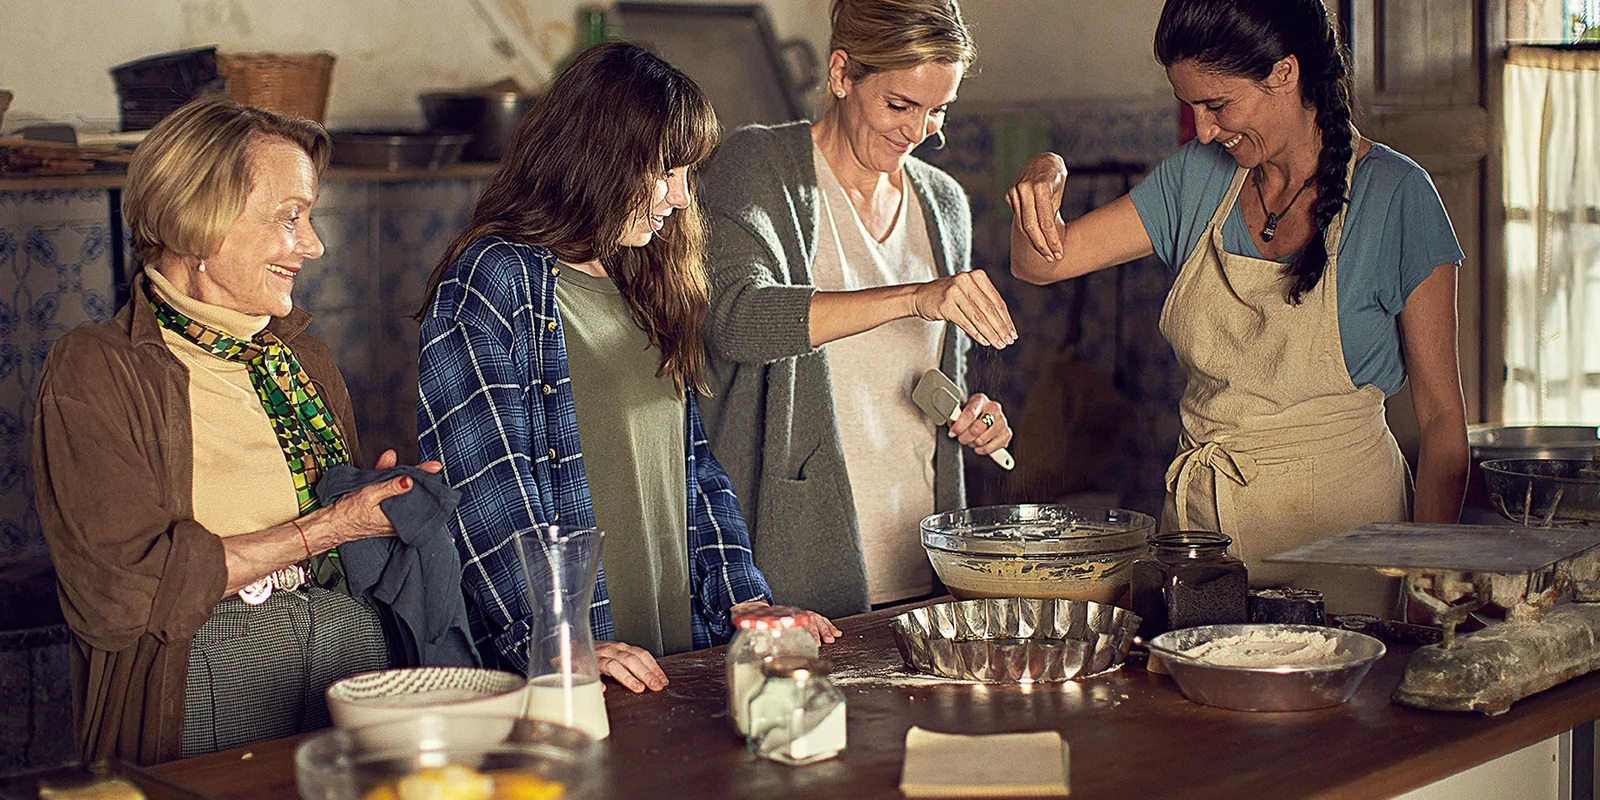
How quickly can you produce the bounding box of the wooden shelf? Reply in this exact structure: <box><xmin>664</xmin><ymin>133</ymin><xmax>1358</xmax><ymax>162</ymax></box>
<box><xmin>0</xmin><ymin>161</ymin><xmax>500</xmax><ymax>192</ymax></box>
<box><xmin>0</xmin><ymin>173</ymin><xmax>128</xmax><ymax>191</ymax></box>
<box><xmin>323</xmin><ymin>162</ymin><xmax>500</xmax><ymax>182</ymax></box>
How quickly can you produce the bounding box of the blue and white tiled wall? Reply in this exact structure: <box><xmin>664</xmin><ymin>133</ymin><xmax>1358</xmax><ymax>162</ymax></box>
<box><xmin>0</xmin><ymin>189</ymin><xmax>118</xmax><ymax>566</ymax></box>
<box><xmin>0</xmin><ymin>178</ymin><xmax>485</xmax><ymax>567</ymax></box>
<box><xmin>300</xmin><ymin>177</ymin><xmax>487</xmax><ymax>469</ymax></box>
<box><xmin>0</xmin><ymin>189</ymin><xmax>117</xmax><ymax>772</ymax></box>
<box><xmin>922</xmin><ymin>98</ymin><xmax>1185</xmax><ymax>517</ymax></box>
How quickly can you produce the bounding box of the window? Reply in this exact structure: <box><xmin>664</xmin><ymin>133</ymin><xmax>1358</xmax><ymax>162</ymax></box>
<box><xmin>1575</xmin><ymin>1</ymin><xmax>1600</xmax><ymax>40</ymax></box>
<box><xmin>1502</xmin><ymin>46</ymin><xmax>1600</xmax><ymax>422</ymax></box>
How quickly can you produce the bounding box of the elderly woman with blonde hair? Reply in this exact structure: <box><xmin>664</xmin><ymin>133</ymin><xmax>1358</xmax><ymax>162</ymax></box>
<box><xmin>697</xmin><ymin>0</ymin><xmax>1016</xmax><ymax>618</ymax></box>
<box><xmin>33</xmin><ymin>95</ymin><xmax>436</xmax><ymax>764</ymax></box>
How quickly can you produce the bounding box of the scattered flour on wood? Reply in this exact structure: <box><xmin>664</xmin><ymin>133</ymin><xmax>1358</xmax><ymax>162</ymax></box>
<box><xmin>1181</xmin><ymin>630</ymin><xmax>1351</xmax><ymax>668</ymax></box>
<box><xmin>827</xmin><ymin>662</ymin><xmax>981</xmax><ymax>687</ymax></box>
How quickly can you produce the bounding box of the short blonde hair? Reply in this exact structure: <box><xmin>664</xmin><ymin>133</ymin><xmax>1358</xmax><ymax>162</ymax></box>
<box><xmin>829</xmin><ymin>0</ymin><xmax>976</xmax><ymax>81</ymax></box>
<box><xmin>122</xmin><ymin>95</ymin><xmax>331</xmax><ymax>266</ymax></box>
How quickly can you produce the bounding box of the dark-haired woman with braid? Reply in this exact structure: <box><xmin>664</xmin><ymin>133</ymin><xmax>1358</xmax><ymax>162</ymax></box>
<box><xmin>1007</xmin><ymin>0</ymin><xmax>1468</xmax><ymax>616</ymax></box>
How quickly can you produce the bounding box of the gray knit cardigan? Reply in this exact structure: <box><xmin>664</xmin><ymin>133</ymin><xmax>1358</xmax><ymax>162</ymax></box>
<box><xmin>696</xmin><ymin>120</ymin><xmax>970</xmax><ymax>619</ymax></box>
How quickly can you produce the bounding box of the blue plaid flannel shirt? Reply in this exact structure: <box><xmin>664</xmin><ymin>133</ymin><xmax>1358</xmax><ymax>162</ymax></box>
<box><xmin>417</xmin><ymin>237</ymin><xmax>772</xmax><ymax>671</ymax></box>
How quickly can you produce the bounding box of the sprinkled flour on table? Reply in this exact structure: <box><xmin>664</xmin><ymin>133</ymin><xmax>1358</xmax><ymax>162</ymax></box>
<box><xmin>1181</xmin><ymin>630</ymin><xmax>1351</xmax><ymax>668</ymax></box>
<box><xmin>827</xmin><ymin>661</ymin><xmax>981</xmax><ymax>687</ymax></box>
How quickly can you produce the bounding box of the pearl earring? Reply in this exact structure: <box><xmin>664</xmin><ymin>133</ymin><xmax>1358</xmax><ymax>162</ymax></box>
<box><xmin>197</xmin><ymin>260</ymin><xmax>207</xmax><ymax>273</ymax></box>
<box><xmin>834</xmin><ymin>89</ymin><xmax>845</xmax><ymax>99</ymax></box>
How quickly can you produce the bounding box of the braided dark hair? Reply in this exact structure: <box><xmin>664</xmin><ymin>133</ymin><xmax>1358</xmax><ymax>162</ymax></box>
<box><xmin>1154</xmin><ymin>0</ymin><xmax>1353</xmax><ymax>304</ymax></box>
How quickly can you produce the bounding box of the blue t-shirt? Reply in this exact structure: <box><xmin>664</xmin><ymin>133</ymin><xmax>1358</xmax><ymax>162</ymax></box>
<box><xmin>1129</xmin><ymin>140</ymin><xmax>1465</xmax><ymax>395</ymax></box>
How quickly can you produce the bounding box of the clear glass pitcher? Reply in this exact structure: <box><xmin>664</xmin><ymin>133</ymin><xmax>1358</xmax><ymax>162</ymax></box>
<box><xmin>511</xmin><ymin>525</ymin><xmax>611</xmax><ymax>740</ymax></box>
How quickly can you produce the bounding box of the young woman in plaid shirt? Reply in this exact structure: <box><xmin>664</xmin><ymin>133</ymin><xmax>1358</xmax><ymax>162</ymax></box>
<box><xmin>417</xmin><ymin>42</ymin><xmax>838</xmax><ymax>693</ymax></box>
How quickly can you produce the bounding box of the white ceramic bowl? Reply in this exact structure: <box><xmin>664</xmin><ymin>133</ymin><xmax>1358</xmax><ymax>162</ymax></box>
<box><xmin>326</xmin><ymin>667</ymin><xmax>527</xmax><ymax>731</ymax></box>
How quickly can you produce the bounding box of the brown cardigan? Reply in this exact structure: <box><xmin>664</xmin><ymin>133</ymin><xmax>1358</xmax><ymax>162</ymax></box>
<box><xmin>32</xmin><ymin>292</ymin><xmax>363</xmax><ymax>766</ymax></box>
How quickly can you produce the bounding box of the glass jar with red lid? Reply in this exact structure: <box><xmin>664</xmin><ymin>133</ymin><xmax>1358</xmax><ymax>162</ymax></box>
<box><xmin>726</xmin><ymin>605</ymin><xmax>818</xmax><ymax>735</ymax></box>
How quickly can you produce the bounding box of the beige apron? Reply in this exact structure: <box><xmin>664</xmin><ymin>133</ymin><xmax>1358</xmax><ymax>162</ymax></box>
<box><xmin>1157</xmin><ymin>146</ymin><xmax>1411</xmax><ymax>617</ymax></box>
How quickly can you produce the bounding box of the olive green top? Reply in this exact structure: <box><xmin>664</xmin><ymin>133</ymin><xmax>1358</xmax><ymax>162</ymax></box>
<box><xmin>555</xmin><ymin>266</ymin><xmax>692</xmax><ymax>656</ymax></box>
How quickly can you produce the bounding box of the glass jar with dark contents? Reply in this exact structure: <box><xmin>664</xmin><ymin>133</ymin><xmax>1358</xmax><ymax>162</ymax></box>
<box><xmin>1130</xmin><ymin>531</ymin><xmax>1248</xmax><ymax>639</ymax></box>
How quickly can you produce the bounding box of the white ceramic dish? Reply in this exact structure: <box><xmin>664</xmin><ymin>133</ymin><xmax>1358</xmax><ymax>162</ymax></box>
<box><xmin>326</xmin><ymin>667</ymin><xmax>527</xmax><ymax>731</ymax></box>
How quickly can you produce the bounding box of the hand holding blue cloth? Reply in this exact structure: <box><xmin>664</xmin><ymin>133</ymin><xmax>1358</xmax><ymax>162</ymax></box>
<box><xmin>317</xmin><ymin>464</ymin><xmax>480</xmax><ymax>668</ymax></box>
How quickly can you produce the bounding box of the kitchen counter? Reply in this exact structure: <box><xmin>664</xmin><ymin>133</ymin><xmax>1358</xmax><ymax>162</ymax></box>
<box><xmin>149</xmin><ymin>602</ymin><xmax>1600</xmax><ymax>799</ymax></box>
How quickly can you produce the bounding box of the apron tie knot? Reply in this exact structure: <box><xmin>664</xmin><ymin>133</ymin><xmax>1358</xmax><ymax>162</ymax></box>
<box><xmin>1166</xmin><ymin>441</ymin><xmax>1258</xmax><ymax>489</ymax></box>
<box><xmin>1165</xmin><ymin>441</ymin><xmax>1259</xmax><ymax>532</ymax></box>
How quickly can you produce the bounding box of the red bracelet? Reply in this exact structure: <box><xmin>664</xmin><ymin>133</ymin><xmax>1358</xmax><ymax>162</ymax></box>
<box><xmin>292</xmin><ymin>519</ymin><xmax>312</xmax><ymax>558</ymax></box>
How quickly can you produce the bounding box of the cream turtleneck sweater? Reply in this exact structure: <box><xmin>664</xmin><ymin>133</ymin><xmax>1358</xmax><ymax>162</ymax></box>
<box><xmin>145</xmin><ymin>269</ymin><xmax>301</xmax><ymax>537</ymax></box>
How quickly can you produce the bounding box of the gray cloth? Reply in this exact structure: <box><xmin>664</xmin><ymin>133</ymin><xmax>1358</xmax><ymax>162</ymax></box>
<box><xmin>182</xmin><ymin>587</ymin><xmax>389</xmax><ymax>757</ymax></box>
<box><xmin>317</xmin><ymin>464</ymin><xmax>479</xmax><ymax>668</ymax></box>
<box><xmin>696</xmin><ymin>120</ymin><xmax>970</xmax><ymax>619</ymax></box>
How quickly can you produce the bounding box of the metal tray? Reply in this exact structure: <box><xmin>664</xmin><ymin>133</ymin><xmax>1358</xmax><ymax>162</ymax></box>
<box><xmin>330</xmin><ymin>131</ymin><xmax>471</xmax><ymax>170</ymax></box>
<box><xmin>1265</xmin><ymin>521</ymin><xmax>1600</xmax><ymax>573</ymax></box>
<box><xmin>613</xmin><ymin>3</ymin><xmax>816</xmax><ymax>131</ymax></box>
<box><xmin>888</xmin><ymin>597</ymin><xmax>1140</xmax><ymax>683</ymax></box>
<box><xmin>1468</xmin><ymin>424</ymin><xmax>1600</xmax><ymax>461</ymax></box>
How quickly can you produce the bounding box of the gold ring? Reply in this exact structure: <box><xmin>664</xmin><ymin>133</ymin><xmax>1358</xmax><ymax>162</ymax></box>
<box><xmin>981</xmin><ymin>413</ymin><xmax>995</xmax><ymax>428</ymax></box>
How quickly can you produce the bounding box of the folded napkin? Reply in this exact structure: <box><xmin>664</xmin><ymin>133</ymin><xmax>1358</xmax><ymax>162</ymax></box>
<box><xmin>900</xmin><ymin>726</ymin><xmax>1070</xmax><ymax>798</ymax></box>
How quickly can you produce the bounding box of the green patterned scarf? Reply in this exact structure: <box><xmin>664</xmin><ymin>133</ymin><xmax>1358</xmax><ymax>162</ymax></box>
<box><xmin>145</xmin><ymin>277</ymin><xmax>351</xmax><ymax>590</ymax></box>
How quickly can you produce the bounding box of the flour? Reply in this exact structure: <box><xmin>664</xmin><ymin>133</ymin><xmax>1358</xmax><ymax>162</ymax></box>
<box><xmin>1181</xmin><ymin>630</ymin><xmax>1352</xmax><ymax>668</ymax></box>
<box><xmin>827</xmin><ymin>661</ymin><xmax>981</xmax><ymax>687</ymax></box>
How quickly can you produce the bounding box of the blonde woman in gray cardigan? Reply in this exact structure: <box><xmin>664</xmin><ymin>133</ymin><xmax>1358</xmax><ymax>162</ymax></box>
<box><xmin>697</xmin><ymin>0</ymin><xmax>1015</xmax><ymax>619</ymax></box>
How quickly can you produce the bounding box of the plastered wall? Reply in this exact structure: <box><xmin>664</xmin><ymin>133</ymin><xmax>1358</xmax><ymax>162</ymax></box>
<box><xmin>0</xmin><ymin>0</ymin><xmax>1169</xmax><ymax>130</ymax></box>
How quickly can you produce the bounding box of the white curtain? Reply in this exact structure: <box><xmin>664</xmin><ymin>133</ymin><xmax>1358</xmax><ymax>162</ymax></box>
<box><xmin>1503</xmin><ymin>46</ymin><xmax>1600</xmax><ymax>423</ymax></box>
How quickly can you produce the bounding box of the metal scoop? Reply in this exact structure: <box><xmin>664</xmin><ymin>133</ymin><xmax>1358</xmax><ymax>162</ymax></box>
<box><xmin>1134</xmin><ymin>637</ymin><xmax>1207</xmax><ymax>666</ymax></box>
<box><xmin>912</xmin><ymin>369</ymin><xmax>1014</xmax><ymax>471</ymax></box>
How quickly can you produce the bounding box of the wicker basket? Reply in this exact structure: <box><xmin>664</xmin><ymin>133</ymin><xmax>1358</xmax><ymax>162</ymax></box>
<box><xmin>217</xmin><ymin>52</ymin><xmax>335</xmax><ymax>123</ymax></box>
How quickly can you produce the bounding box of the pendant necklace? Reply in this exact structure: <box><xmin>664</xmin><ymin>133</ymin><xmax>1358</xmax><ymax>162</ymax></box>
<box><xmin>1252</xmin><ymin>167</ymin><xmax>1313</xmax><ymax>243</ymax></box>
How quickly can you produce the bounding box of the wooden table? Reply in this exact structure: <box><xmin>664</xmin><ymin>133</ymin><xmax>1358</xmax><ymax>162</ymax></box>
<box><xmin>151</xmin><ymin>604</ymin><xmax>1600</xmax><ymax>799</ymax></box>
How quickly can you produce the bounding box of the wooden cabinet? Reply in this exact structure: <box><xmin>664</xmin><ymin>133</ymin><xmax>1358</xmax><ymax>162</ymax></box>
<box><xmin>1344</xmin><ymin>0</ymin><xmax>1508</xmax><ymax>445</ymax></box>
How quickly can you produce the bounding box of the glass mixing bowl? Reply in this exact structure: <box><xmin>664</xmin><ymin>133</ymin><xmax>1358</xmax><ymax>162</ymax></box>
<box><xmin>920</xmin><ymin>505</ymin><xmax>1154</xmax><ymax>603</ymax></box>
<box><xmin>296</xmin><ymin>714</ymin><xmax>597</xmax><ymax>800</ymax></box>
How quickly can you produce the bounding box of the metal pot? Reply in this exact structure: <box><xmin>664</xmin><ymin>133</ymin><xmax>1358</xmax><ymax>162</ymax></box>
<box><xmin>418</xmin><ymin>91</ymin><xmax>539</xmax><ymax>162</ymax></box>
<box><xmin>1468</xmin><ymin>424</ymin><xmax>1600</xmax><ymax>461</ymax></box>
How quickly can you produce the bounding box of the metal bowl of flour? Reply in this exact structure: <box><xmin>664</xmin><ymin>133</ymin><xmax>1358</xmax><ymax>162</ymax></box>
<box><xmin>1147</xmin><ymin>624</ymin><xmax>1385</xmax><ymax>711</ymax></box>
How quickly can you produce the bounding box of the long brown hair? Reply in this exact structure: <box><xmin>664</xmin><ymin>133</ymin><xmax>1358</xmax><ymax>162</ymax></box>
<box><xmin>416</xmin><ymin>41</ymin><xmax>720</xmax><ymax>396</ymax></box>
